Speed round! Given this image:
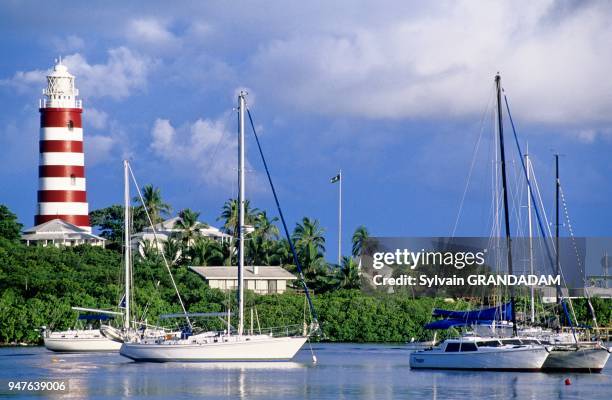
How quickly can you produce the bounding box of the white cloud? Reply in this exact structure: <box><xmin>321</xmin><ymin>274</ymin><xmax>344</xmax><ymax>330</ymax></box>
<box><xmin>86</xmin><ymin>108</ymin><xmax>109</xmax><ymax>130</ymax></box>
<box><xmin>249</xmin><ymin>0</ymin><xmax>612</xmax><ymax>127</ymax></box>
<box><xmin>0</xmin><ymin>69</ymin><xmax>46</xmax><ymax>94</ymax></box>
<box><xmin>50</xmin><ymin>35</ymin><xmax>85</xmax><ymax>53</ymax></box>
<box><xmin>4</xmin><ymin>47</ymin><xmax>153</xmax><ymax>100</ymax></box>
<box><xmin>150</xmin><ymin>115</ymin><xmax>239</xmax><ymax>186</ymax></box>
<box><xmin>126</xmin><ymin>18</ymin><xmax>181</xmax><ymax>53</ymax></box>
<box><xmin>86</xmin><ymin>135</ymin><xmax>116</xmax><ymax>166</ymax></box>
<box><xmin>151</xmin><ymin>119</ymin><xmax>176</xmax><ymax>153</ymax></box>
<box><xmin>63</xmin><ymin>47</ymin><xmax>153</xmax><ymax>99</ymax></box>
<box><xmin>577</xmin><ymin>129</ymin><xmax>596</xmax><ymax>144</ymax></box>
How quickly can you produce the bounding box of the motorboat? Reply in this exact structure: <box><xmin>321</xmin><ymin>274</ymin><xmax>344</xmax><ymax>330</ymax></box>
<box><xmin>409</xmin><ymin>336</ymin><xmax>549</xmax><ymax>371</ymax></box>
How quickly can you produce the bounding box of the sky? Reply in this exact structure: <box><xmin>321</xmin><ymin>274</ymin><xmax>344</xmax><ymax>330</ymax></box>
<box><xmin>1</xmin><ymin>0</ymin><xmax>612</xmax><ymax>265</ymax></box>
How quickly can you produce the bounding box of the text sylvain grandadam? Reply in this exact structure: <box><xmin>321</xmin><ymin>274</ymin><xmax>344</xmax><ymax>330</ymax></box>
<box><xmin>370</xmin><ymin>249</ymin><xmax>560</xmax><ymax>287</ymax></box>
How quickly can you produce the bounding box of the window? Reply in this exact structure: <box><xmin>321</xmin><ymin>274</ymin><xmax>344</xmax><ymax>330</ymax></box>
<box><xmin>268</xmin><ymin>280</ymin><xmax>277</xmax><ymax>294</ymax></box>
<box><xmin>459</xmin><ymin>343</ymin><xmax>478</xmax><ymax>352</ymax></box>
<box><xmin>445</xmin><ymin>342</ymin><xmax>478</xmax><ymax>352</ymax></box>
<box><xmin>67</xmin><ymin>120</ymin><xmax>74</xmax><ymax>130</ymax></box>
<box><xmin>500</xmin><ymin>339</ymin><xmax>523</xmax><ymax>346</ymax></box>
<box><xmin>445</xmin><ymin>343</ymin><xmax>460</xmax><ymax>352</ymax></box>
<box><xmin>70</xmin><ymin>174</ymin><xmax>76</xmax><ymax>186</ymax></box>
<box><xmin>477</xmin><ymin>341</ymin><xmax>500</xmax><ymax>347</ymax></box>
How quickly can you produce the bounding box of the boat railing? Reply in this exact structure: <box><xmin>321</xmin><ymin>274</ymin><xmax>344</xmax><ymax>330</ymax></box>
<box><xmin>560</xmin><ymin>326</ymin><xmax>612</xmax><ymax>342</ymax></box>
<box><xmin>186</xmin><ymin>323</ymin><xmax>307</xmax><ymax>338</ymax></box>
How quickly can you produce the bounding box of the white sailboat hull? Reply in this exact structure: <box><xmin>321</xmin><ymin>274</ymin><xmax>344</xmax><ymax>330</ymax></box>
<box><xmin>410</xmin><ymin>346</ymin><xmax>549</xmax><ymax>371</ymax></box>
<box><xmin>120</xmin><ymin>335</ymin><xmax>308</xmax><ymax>362</ymax></box>
<box><xmin>542</xmin><ymin>346</ymin><xmax>610</xmax><ymax>372</ymax></box>
<box><xmin>44</xmin><ymin>332</ymin><xmax>122</xmax><ymax>352</ymax></box>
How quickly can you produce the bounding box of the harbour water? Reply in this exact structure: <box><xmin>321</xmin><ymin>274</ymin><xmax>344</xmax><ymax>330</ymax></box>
<box><xmin>1</xmin><ymin>343</ymin><xmax>610</xmax><ymax>399</ymax></box>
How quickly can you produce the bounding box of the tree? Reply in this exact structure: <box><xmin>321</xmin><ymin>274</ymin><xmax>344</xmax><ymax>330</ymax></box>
<box><xmin>254</xmin><ymin>211</ymin><xmax>279</xmax><ymax>241</ymax></box>
<box><xmin>134</xmin><ymin>185</ymin><xmax>172</xmax><ymax>225</ymax></box>
<box><xmin>189</xmin><ymin>237</ymin><xmax>224</xmax><ymax>266</ymax></box>
<box><xmin>176</xmin><ymin>208</ymin><xmax>205</xmax><ymax>249</ymax></box>
<box><xmin>0</xmin><ymin>205</ymin><xmax>22</xmax><ymax>241</ymax></box>
<box><xmin>291</xmin><ymin>217</ymin><xmax>327</xmax><ymax>280</ymax></box>
<box><xmin>163</xmin><ymin>237</ymin><xmax>182</xmax><ymax>266</ymax></box>
<box><xmin>137</xmin><ymin>239</ymin><xmax>161</xmax><ymax>262</ymax></box>
<box><xmin>351</xmin><ymin>225</ymin><xmax>369</xmax><ymax>258</ymax></box>
<box><xmin>89</xmin><ymin>205</ymin><xmax>125</xmax><ymax>243</ymax></box>
<box><xmin>338</xmin><ymin>256</ymin><xmax>360</xmax><ymax>289</ymax></box>
<box><xmin>247</xmin><ymin>211</ymin><xmax>282</xmax><ymax>265</ymax></box>
<box><xmin>292</xmin><ymin>217</ymin><xmax>325</xmax><ymax>256</ymax></box>
<box><xmin>218</xmin><ymin>198</ymin><xmax>259</xmax><ymax>236</ymax></box>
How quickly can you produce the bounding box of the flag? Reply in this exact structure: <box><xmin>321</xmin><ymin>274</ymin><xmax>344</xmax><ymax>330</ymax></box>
<box><xmin>330</xmin><ymin>174</ymin><xmax>341</xmax><ymax>183</ymax></box>
<box><xmin>118</xmin><ymin>294</ymin><xmax>126</xmax><ymax>309</ymax></box>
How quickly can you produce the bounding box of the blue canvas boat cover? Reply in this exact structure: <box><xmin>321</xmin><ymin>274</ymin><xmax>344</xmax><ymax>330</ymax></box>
<box><xmin>424</xmin><ymin>302</ymin><xmax>512</xmax><ymax>329</ymax></box>
<box><xmin>78</xmin><ymin>314</ymin><xmax>114</xmax><ymax>321</ymax></box>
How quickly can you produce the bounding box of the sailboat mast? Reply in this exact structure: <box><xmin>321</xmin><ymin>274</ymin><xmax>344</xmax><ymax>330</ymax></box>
<box><xmin>495</xmin><ymin>74</ymin><xmax>518</xmax><ymax>337</ymax></box>
<box><xmin>237</xmin><ymin>91</ymin><xmax>247</xmax><ymax>336</ymax></box>
<box><xmin>123</xmin><ymin>160</ymin><xmax>131</xmax><ymax>331</ymax></box>
<box><xmin>526</xmin><ymin>151</ymin><xmax>535</xmax><ymax>323</ymax></box>
<box><xmin>555</xmin><ymin>154</ymin><xmax>560</xmax><ymax>306</ymax></box>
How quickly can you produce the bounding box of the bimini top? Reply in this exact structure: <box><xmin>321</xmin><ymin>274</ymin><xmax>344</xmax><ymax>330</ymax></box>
<box><xmin>425</xmin><ymin>302</ymin><xmax>512</xmax><ymax>330</ymax></box>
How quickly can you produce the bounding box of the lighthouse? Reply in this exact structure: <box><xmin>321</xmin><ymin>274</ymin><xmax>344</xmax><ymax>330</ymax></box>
<box><xmin>36</xmin><ymin>59</ymin><xmax>91</xmax><ymax>232</ymax></box>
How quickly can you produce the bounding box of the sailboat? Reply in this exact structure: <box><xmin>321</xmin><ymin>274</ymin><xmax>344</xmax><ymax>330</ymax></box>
<box><xmin>42</xmin><ymin>173</ymin><xmax>134</xmax><ymax>353</ymax></box>
<box><xmin>410</xmin><ymin>74</ymin><xmax>550</xmax><ymax>371</ymax></box>
<box><xmin>44</xmin><ymin>161</ymin><xmax>170</xmax><ymax>352</ymax></box>
<box><xmin>120</xmin><ymin>92</ymin><xmax>315</xmax><ymax>362</ymax></box>
<box><xmin>42</xmin><ymin>307</ymin><xmax>122</xmax><ymax>352</ymax></box>
<box><xmin>514</xmin><ymin>154</ymin><xmax>610</xmax><ymax>372</ymax></box>
<box><xmin>100</xmin><ymin>160</ymin><xmax>178</xmax><ymax>344</ymax></box>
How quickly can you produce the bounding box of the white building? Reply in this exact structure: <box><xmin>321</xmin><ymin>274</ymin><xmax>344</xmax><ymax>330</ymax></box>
<box><xmin>22</xmin><ymin>219</ymin><xmax>106</xmax><ymax>247</ymax></box>
<box><xmin>190</xmin><ymin>266</ymin><xmax>297</xmax><ymax>294</ymax></box>
<box><xmin>132</xmin><ymin>216</ymin><xmax>231</xmax><ymax>251</ymax></box>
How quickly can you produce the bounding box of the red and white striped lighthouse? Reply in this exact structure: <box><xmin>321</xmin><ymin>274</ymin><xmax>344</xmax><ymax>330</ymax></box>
<box><xmin>36</xmin><ymin>59</ymin><xmax>90</xmax><ymax>232</ymax></box>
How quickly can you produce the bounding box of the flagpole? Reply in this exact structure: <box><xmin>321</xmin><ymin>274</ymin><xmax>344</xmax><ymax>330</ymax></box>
<box><xmin>338</xmin><ymin>169</ymin><xmax>342</xmax><ymax>265</ymax></box>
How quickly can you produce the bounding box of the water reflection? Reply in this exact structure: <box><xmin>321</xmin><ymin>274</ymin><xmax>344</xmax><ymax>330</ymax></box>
<box><xmin>0</xmin><ymin>344</ymin><xmax>609</xmax><ymax>400</ymax></box>
<box><xmin>165</xmin><ymin>361</ymin><xmax>306</xmax><ymax>371</ymax></box>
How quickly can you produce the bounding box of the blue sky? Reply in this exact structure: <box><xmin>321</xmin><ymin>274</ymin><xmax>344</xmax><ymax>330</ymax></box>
<box><xmin>1</xmin><ymin>1</ymin><xmax>612</xmax><ymax>263</ymax></box>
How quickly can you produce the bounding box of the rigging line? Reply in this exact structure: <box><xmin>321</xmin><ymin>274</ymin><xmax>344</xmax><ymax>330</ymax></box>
<box><xmin>504</xmin><ymin>96</ymin><xmax>577</xmax><ymax>330</ymax></box>
<box><xmin>508</xmin><ymin>158</ymin><xmax>526</xmax><ymax>238</ymax></box>
<box><xmin>504</xmin><ymin>94</ymin><xmax>567</xmax><ymax>297</ymax></box>
<box><xmin>451</xmin><ymin>87</ymin><xmax>494</xmax><ymax>237</ymax></box>
<box><xmin>532</xmin><ymin>162</ymin><xmax>575</xmax><ymax>314</ymax></box>
<box><xmin>559</xmin><ymin>185</ymin><xmax>584</xmax><ymax>273</ymax></box>
<box><xmin>246</xmin><ymin>108</ymin><xmax>319</xmax><ymax>325</ymax></box>
<box><xmin>559</xmin><ymin>184</ymin><xmax>599</xmax><ymax>331</ymax></box>
<box><xmin>127</xmin><ymin>162</ymin><xmax>193</xmax><ymax>330</ymax></box>
<box><xmin>503</xmin><ymin>94</ymin><xmax>560</xmax><ymax>279</ymax></box>
<box><xmin>529</xmin><ymin>161</ymin><xmax>554</xmax><ymax>240</ymax></box>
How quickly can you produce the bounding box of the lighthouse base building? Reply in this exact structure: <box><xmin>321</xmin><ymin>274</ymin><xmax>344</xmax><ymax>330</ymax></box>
<box><xmin>22</xmin><ymin>219</ymin><xmax>105</xmax><ymax>248</ymax></box>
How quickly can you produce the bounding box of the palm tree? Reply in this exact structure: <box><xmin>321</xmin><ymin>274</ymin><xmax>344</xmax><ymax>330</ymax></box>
<box><xmin>137</xmin><ymin>239</ymin><xmax>160</xmax><ymax>262</ymax></box>
<box><xmin>292</xmin><ymin>217</ymin><xmax>325</xmax><ymax>255</ymax></box>
<box><xmin>351</xmin><ymin>225</ymin><xmax>369</xmax><ymax>257</ymax></box>
<box><xmin>245</xmin><ymin>211</ymin><xmax>281</xmax><ymax>265</ymax></box>
<box><xmin>255</xmin><ymin>211</ymin><xmax>280</xmax><ymax>239</ymax></box>
<box><xmin>218</xmin><ymin>198</ymin><xmax>259</xmax><ymax>236</ymax></box>
<box><xmin>134</xmin><ymin>184</ymin><xmax>172</xmax><ymax>225</ymax></box>
<box><xmin>163</xmin><ymin>237</ymin><xmax>182</xmax><ymax>266</ymax></box>
<box><xmin>292</xmin><ymin>217</ymin><xmax>326</xmax><ymax>276</ymax></box>
<box><xmin>176</xmin><ymin>208</ymin><xmax>205</xmax><ymax>249</ymax></box>
<box><xmin>338</xmin><ymin>256</ymin><xmax>360</xmax><ymax>289</ymax></box>
<box><xmin>190</xmin><ymin>237</ymin><xmax>224</xmax><ymax>266</ymax></box>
